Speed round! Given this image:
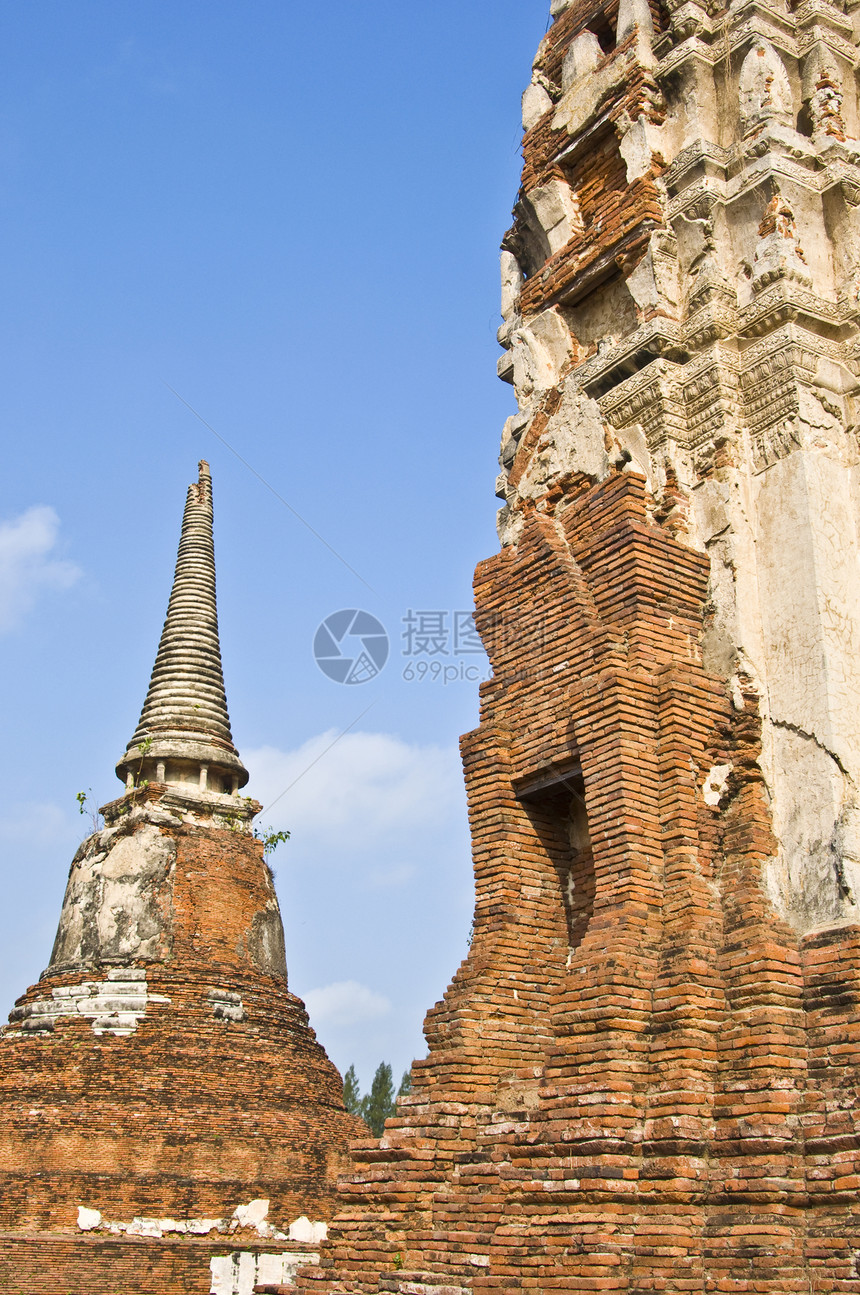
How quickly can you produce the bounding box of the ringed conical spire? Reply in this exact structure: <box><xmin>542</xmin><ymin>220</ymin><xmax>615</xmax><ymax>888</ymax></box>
<box><xmin>116</xmin><ymin>460</ymin><xmax>248</xmax><ymax>798</ymax></box>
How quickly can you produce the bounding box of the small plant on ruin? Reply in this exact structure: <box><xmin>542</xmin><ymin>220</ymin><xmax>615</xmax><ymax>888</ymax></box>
<box><xmin>131</xmin><ymin>735</ymin><xmax>153</xmax><ymax>790</ymax></box>
<box><xmin>75</xmin><ymin>790</ymin><xmax>103</xmax><ymax>834</ymax></box>
<box><xmin>250</xmin><ymin>824</ymin><xmax>290</xmax><ymax>880</ymax></box>
<box><xmin>253</xmin><ymin>825</ymin><xmax>290</xmax><ymax>858</ymax></box>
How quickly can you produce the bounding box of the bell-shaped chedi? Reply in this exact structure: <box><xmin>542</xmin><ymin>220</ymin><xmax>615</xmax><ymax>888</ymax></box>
<box><xmin>0</xmin><ymin>462</ymin><xmax>358</xmax><ymax>1295</ymax></box>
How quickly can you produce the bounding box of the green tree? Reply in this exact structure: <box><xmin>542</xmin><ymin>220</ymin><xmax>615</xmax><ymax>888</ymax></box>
<box><xmin>397</xmin><ymin>1069</ymin><xmax>413</xmax><ymax>1098</ymax></box>
<box><xmin>343</xmin><ymin>1064</ymin><xmax>363</xmax><ymax>1117</ymax></box>
<box><xmin>361</xmin><ymin>1061</ymin><xmax>395</xmax><ymax>1136</ymax></box>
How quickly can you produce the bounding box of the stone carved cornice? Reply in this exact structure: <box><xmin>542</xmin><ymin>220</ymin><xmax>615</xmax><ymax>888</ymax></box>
<box><xmin>584</xmin><ymin>317</ymin><xmax>857</xmax><ymax>464</ymax></box>
<box><xmin>665</xmin><ymin>139</ymin><xmax>860</xmax><ymax>222</ymax></box>
<box><xmin>657</xmin><ymin>7</ymin><xmax>859</xmax><ymax>79</ymax></box>
<box><xmin>740</xmin><ymin>279</ymin><xmax>857</xmax><ymax>337</ymax></box>
<box><xmin>575</xmin><ymin>319</ymin><xmax>685</xmax><ymax>395</ymax></box>
<box><xmin>742</xmin><ymin>320</ymin><xmax>851</xmax><ymax>367</ymax></box>
<box><xmin>664</xmin><ymin>140</ymin><xmax>732</xmax><ymax>193</ymax></box>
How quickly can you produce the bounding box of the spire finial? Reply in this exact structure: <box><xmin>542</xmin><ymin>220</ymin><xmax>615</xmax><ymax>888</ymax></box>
<box><xmin>116</xmin><ymin>462</ymin><xmax>249</xmax><ymax>801</ymax></box>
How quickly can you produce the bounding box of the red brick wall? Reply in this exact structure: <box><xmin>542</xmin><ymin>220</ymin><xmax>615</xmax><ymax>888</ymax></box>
<box><xmin>0</xmin><ymin>1234</ymin><xmax>312</xmax><ymax>1295</ymax></box>
<box><xmin>293</xmin><ymin>0</ymin><xmax>860</xmax><ymax>1285</ymax></box>
<box><xmin>0</xmin><ymin>818</ymin><xmax>360</xmax><ymax>1293</ymax></box>
<box><xmin>297</xmin><ymin>471</ymin><xmax>860</xmax><ymax>1293</ymax></box>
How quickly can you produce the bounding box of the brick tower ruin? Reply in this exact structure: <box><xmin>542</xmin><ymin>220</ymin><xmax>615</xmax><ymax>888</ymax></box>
<box><xmin>0</xmin><ymin>461</ymin><xmax>358</xmax><ymax>1294</ymax></box>
<box><xmin>298</xmin><ymin>1</ymin><xmax>860</xmax><ymax>1291</ymax></box>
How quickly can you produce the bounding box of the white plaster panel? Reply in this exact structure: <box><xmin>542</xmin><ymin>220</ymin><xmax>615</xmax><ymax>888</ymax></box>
<box><xmin>514</xmin><ymin>382</ymin><xmax>610</xmax><ymax>499</ymax></box>
<box><xmin>210</xmin><ymin>1250</ymin><xmax>320</xmax><ymax>1294</ymax></box>
<box><xmin>522</xmin><ymin>81</ymin><xmax>552</xmax><ymax>132</ymax></box>
<box><xmin>755</xmin><ymin>443</ymin><xmax>860</xmax><ymax>771</ymax></box>
<box><xmin>50</xmin><ymin>822</ymin><xmax>175</xmax><ymax>968</ymax></box>
<box><xmin>7</xmin><ymin>970</ymin><xmax>167</xmax><ymax>1037</ymax></box>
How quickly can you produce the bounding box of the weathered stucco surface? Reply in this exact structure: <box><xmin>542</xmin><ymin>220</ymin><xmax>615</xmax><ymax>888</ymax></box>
<box><xmin>492</xmin><ymin>0</ymin><xmax>860</xmax><ymax>939</ymax></box>
<box><xmin>300</xmin><ymin>1</ymin><xmax>860</xmax><ymax>1292</ymax></box>
<box><xmin>50</xmin><ymin>821</ymin><xmax>176</xmax><ymax>969</ymax></box>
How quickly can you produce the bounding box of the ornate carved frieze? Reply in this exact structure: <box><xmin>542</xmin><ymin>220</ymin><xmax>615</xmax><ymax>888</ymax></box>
<box><xmin>597</xmin><ymin>357</ymin><xmax>687</xmax><ymax>449</ymax></box>
<box><xmin>301</xmin><ymin>3</ymin><xmax>860</xmax><ymax>1291</ymax></box>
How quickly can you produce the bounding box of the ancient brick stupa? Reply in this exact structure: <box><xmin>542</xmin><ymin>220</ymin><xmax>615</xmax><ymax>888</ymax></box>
<box><xmin>0</xmin><ymin>461</ymin><xmax>357</xmax><ymax>1294</ymax></box>
<box><xmin>299</xmin><ymin>1</ymin><xmax>860</xmax><ymax>1291</ymax></box>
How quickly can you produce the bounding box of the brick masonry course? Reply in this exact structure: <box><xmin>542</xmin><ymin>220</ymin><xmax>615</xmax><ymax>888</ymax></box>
<box><xmin>298</xmin><ymin>0</ymin><xmax>860</xmax><ymax>1289</ymax></box>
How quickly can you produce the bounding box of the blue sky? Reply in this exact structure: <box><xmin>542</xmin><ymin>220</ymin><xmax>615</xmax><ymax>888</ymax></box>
<box><xmin>0</xmin><ymin>1</ymin><xmax>549</xmax><ymax>1089</ymax></box>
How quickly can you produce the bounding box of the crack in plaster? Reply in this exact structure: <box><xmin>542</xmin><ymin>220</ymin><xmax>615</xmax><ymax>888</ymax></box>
<box><xmin>771</xmin><ymin>716</ymin><xmax>854</xmax><ymax>784</ymax></box>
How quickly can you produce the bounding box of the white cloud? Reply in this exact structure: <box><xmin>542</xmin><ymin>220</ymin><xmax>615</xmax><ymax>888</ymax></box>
<box><xmin>304</xmin><ymin>980</ymin><xmax>391</xmax><ymax>1027</ymax></box>
<box><xmin>241</xmin><ymin>729</ymin><xmax>473</xmax><ymax>1081</ymax></box>
<box><xmin>0</xmin><ymin>506</ymin><xmax>80</xmax><ymax>633</ymax></box>
<box><xmin>244</xmin><ymin>731</ymin><xmax>464</xmax><ymax>856</ymax></box>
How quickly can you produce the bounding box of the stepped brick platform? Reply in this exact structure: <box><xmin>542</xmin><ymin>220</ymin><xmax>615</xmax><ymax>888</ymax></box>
<box><xmin>298</xmin><ymin>0</ymin><xmax>860</xmax><ymax>1290</ymax></box>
